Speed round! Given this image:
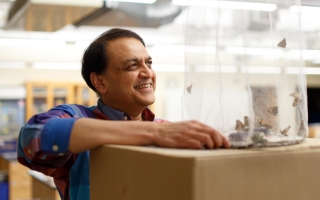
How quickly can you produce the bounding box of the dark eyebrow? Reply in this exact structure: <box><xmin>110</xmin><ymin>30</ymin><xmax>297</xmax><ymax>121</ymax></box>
<box><xmin>122</xmin><ymin>56</ymin><xmax>152</xmax><ymax>66</ymax></box>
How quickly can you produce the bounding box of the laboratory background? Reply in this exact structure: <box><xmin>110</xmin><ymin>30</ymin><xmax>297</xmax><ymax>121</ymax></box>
<box><xmin>0</xmin><ymin>0</ymin><xmax>320</xmax><ymax>199</ymax></box>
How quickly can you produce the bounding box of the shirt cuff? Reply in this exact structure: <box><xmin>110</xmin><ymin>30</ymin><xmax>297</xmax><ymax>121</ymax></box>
<box><xmin>41</xmin><ymin>118</ymin><xmax>78</xmax><ymax>153</ymax></box>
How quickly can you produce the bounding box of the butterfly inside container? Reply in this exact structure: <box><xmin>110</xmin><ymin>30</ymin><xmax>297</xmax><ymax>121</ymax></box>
<box><xmin>280</xmin><ymin>126</ymin><xmax>291</xmax><ymax>136</ymax></box>
<box><xmin>267</xmin><ymin>106</ymin><xmax>278</xmax><ymax>116</ymax></box>
<box><xmin>277</xmin><ymin>38</ymin><xmax>286</xmax><ymax>48</ymax></box>
<box><xmin>256</xmin><ymin>118</ymin><xmax>273</xmax><ymax>129</ymax></box>
<box><xmin>235</xmin><ymin>116</ymin><xmax>250</xmax><ymax>132</ymax></box>
<box><xmin>186</xmin><ymin>84</ymin><xmax>193</xmax><ymax>94</ymax></box>
<box><xmin>290</xmin><ymin>92</ymin><xmax>300</xmax><ymax>107</ymax></box>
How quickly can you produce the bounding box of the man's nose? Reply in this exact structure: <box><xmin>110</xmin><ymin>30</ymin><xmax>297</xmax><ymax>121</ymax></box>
<box><xmin>139</xmin><ymin>64</ymin><xmax>153</xmax><ymax>78</ymax></box>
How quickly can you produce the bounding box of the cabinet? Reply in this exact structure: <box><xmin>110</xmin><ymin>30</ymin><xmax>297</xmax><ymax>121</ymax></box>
<box><xmin>26</xmin><ymin>82</ymin><xmax>75</xmax><ymax>121</ymax></box>
<box><xmin>74</xmin><ymin>84</ymin><xmax>97</xmax><ymax>107</ymax></box>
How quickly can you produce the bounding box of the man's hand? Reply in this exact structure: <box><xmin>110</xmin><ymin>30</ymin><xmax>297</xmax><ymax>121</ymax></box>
<box><xmin>153</xmin><ymin>120</ymin><xmax>230</xmax><ymax>149</ymax></box>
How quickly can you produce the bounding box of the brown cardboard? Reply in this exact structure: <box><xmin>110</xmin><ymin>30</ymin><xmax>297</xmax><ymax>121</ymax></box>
<box><xmin>90</xmin><ymin>138</ymin><xmax>320</xmax><ymax>200</ymax></box>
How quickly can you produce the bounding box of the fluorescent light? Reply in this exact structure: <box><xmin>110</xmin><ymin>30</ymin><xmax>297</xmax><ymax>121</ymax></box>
<box><xmin>290</xmin><ymin>5</ymin><xmax>320</xmax><ymax>14</ymax></box>
<box><xmin>286</xmin><ymin>49</ymin><xmax>320</xmax><ymax>60</ymax></box>
<box><xmin>0</xmin><ymin>61</ymin><xmax>26</xmax><ymax>69</ymax></box>
<box><xmin>225</xmin><ymin>47</ymin><xmax>320</xmax><ymax>60</ymax></box>
<box><xmin>241</xmin><ymin>66</ymin><xmax>281</xmax><ymax>74</ymax></box>
<box><xmin>153</xmin><ymin>44</ymin><xmax>216</xmax><ymax>54</ymax></box>
<box><xmin>74</xmin><ymin>41</ymin><xmax>91</xmax><ymax>49</ymax></box>
<box><xmin>0</xmin><ymin>38</ymin><xmax>66</xmax><ymax>47</ymax></box>
<box><xmin>286</xmin><ymin>67</ymin><xmax>320</xmax><ymax>75</ymax></box>
<box><xmin>225</xmin><ymin>47</ymin><xmax>282</xmax><ymax>55</ymax></box>
<box><xmin>152</xmin><ymin>64</ymin><xmax>237</xmax><ymax>73</ymax></box>
<box><xmin>32</xmin><ymin>62</ymin><xmax>81</xmax><ymax>70</ymax></box>
<box><xmin>104</xmin><ymin>0</ymin><xmax>156</xmax><ymax>4</ymax></box>
<box><xmin>172</xmin><ymin>0</ymin><xmax>277</xmax><ymax>11</ymax></box>
<box><xmin>153</xmin><ymin>64</ymin><xmax>185</xmax><ymax>72</ymax></box>
<box><xmin>203</xmin><ymin>65</ymin><xmax>238</xmax><ymax>73</ymax></box>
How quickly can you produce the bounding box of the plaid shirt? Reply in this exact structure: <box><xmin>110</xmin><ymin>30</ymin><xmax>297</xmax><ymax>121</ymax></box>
<box><xmin>18</xmin><ymin>102</ymin><xmax>165</xmax><ymax>200</ymax></box>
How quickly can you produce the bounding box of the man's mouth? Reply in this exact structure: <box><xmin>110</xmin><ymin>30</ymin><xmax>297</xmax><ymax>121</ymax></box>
<box><xmin>134</xmin><ymin>83</ymin><xmax>152</xmax><ymax>89</ymax></box>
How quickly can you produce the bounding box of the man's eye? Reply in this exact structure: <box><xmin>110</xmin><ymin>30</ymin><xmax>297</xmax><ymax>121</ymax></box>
<box><xmin>127</xmin><ymin>64</ymin><xmax>137</xmax><ymax>70</ymax></box>
<box><xmin>147</xmin><ymin>61</ymin><xmax>152</xmax><ymax>68</ymax></box>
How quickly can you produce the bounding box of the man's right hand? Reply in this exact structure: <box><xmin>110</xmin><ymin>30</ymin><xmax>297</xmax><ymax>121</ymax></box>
<box><xmin>153</xmin><ymin>120</ymin><xmax>230</xmax><ymax>149</ymax></box>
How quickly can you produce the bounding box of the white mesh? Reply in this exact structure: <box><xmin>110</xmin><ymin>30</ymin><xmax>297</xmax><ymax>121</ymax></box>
<box><xmin>181</xmin><ymin>0</ymin><xmax>308</xmax><ymax>147</ymax></box>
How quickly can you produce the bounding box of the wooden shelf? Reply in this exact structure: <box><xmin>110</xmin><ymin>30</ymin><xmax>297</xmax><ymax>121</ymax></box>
<box><xmin>26</xmin><ymin>82</ymin><xmax>75</xmax><ymax>122</ymax></box>
<box><xmin>25</xmin><ymin>82</ymin><xmax>98</xmax><ymax>122</ymax></box>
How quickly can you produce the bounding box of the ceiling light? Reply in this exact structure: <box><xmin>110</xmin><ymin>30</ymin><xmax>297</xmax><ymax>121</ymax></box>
<box><xmin>290</xmin><ymin>5</ymin><xmax>320</xmax><ymax>14</ymax></box>
<box><xmin>152</xmin><ymin>64</ymin><xmax>185</xmax><ymax>72</ymax></box>
<box><xmin>0</xmin><ymin>61</ymin><xmax>26</xmax><ymax>69</ymax></box>
<box><xmin>241</xmin><ymin>66</ymin><xmax>281</xmax><ymax>74</ymax></box>
<box><xmin>104</xmin><ymin>0</ymin><xmax>156</xmax><ymax>4</ymax></box>
<box><xmin>225</xmin><ymin>47</ymin><xmax>282</xmax><ymax>55</ymax></box>
<box><xmin>286</xmin><ymin>67</ymin><xmax>320</xmax><ymax>75</ymax></box>
<box><xmin>202</xmin><ymin>65</ymin><xmax>238</xmax><ymax>73</ymax></box>
<box><xmin>172</xmin><ymin>0</ymin><xmax>277</xmax><ymax>11</ymax></box>
<box><xmin>32</xmin><ymin>62</ymin><xmax>81</xmax><ymax>70</ymax></box>
<box><xmin>153</xmin><ymin>44</ymin><xmax>216</xmax><ymax>54</ymax></box>
<box><xmin>74</xmin><ymin>41</ymin><xmax>91</xmax><ymax>49</ymax></box>
<box><xmin>0</xmin><ymin>38</ymin><xmax>66</xmax><ymax>48</ymax></box>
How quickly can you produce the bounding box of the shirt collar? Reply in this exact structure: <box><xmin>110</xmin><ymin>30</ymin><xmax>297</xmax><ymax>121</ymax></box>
<box><xmin>96</xmin><ymin>99</ymin><xmax>155</xmax><ymax>121</ymax></box>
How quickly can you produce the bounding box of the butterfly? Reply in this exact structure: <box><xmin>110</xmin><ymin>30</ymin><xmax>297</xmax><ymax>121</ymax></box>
<box><xmin>186</xmin><ymin>84</ymin><xmax>193</xmax><ymax>94</ymax></box>
<box><xmin>280</xmin><ymin>126</ymin><xmax>291</xmax><ymax>136</ymax></box>
<box><xmin>257</xmin><ymin>118</ymin><xmax>273</xmax><ymax>129</ymax></box>
<box><xmin>235</xmin><ymin>116</ymin><xmax>250</xmax><ymax>132</ymax></box>
<box><xmin>235</xmin><ymin>120</ymin><xmax>245</xmax><ymax>132</ymax></box>
<box><xmin>290</xmin><ymin>92</ymin><xmax>300</xmax><ymax>107</ymax></box>
<box><xmin>244</xmin><ymin>116</ymin><xmax>250</xmax><ymax>127</ymax></box>
<box><xmin>277</xmin><ymin>38</ymin><xmax>286</xmax><ymax>48</ymax></box>
<box><xmin>267</xmin><ymin>106</ymin><xmax>278</xmax><ymax>116</ymax></box>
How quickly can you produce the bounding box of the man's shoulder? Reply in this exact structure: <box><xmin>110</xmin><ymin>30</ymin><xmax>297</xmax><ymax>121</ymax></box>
<box><xmin>50</xmin><ymin>104</ymin><xmax>96</xmax><ymax>118</ymax></box>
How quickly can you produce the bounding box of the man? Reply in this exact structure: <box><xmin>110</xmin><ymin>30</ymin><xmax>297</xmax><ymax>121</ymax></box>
<box><xmin>18</xmin><ymin>28</ymin><xmax>230</xmax><ymax>200</ymax></box>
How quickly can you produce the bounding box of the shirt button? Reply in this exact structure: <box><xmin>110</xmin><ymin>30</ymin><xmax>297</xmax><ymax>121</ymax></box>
<box><xmin>123</xmin><ymin>116</ymin><xmax>128</xmax><ymax>121</ymax></box>
<box><xmin>52</xmin><ymin>145</ymin><xmax>59</xmax><ymax>152</ymax></box>
<box><xmin>27</xmin><ymin>149</ymin><xmax>32</xmax><ymax>154</ymax></box>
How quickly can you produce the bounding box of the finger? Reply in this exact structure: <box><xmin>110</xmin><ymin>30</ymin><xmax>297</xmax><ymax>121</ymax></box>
<box><xmin>221</xmin><ymin>134</ymin><xmax>230</xmax><ymax>148</ymax></box>
<box><xmin>185</xmin><ymin>131</ymin><xmax>214</xmax><ymax>149</ymax></box>
<box><xmin>197</xmin><ymin>124</ymin><xmax>223</xmax><ymax>148</ymax></box>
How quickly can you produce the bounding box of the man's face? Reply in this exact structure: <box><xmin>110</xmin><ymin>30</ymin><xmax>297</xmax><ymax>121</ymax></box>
<box><xmin>100</xmin><ymin>37</ymin><xmax>156</xmax><ymax>115</ymax></box>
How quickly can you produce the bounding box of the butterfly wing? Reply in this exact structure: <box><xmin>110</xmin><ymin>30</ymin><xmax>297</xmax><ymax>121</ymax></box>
<box><xmin>186</xmin><ymin>84</ymin><xmax>193</xmax><ymax>94</ymax></box>
<box><xmin>277</xmin><ymin>38</ymin><xmax>286</xmax><ymax>48</ymax></box>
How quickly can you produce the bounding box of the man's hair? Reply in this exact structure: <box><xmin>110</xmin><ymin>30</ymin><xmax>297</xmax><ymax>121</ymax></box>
<box><xmin>81</xmin><ymin>28</ymin><xmax>145</xmax><ymax>93</ymax></box>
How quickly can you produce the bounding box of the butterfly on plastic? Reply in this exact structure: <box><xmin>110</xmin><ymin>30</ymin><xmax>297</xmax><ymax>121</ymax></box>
<box><xmin>277</xmin><ymin>38</ymin><xmax>286</xmax><ymax>48</ymax></box>
<box><xmin>186</xmin><ymin>84</ymin><xmax>193</xmax><ymax>94</ymax></box>
<box><xmin>267</xmin><ymin>106</ymin><xmax>278</xmax><ymax>116</ymax></box>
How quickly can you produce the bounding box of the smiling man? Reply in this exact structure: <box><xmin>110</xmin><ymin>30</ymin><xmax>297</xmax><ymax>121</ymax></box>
<box><xmin>17</xmin><ymin>28</ymin><xmax>230</xmax><ymax>200</ymax></box>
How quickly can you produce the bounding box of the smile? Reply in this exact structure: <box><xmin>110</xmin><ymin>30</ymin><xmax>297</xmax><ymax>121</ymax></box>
<box><xmin>134</xmin><ymin>83</ymin><xmax>152</xmax><ymax>89</ymax></box>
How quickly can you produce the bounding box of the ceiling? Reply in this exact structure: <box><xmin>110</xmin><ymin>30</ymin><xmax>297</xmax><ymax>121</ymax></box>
<box><xmin>0</xmin><ymin>0</ymin><xmax>319</xmax><ymax>72</ymax></box>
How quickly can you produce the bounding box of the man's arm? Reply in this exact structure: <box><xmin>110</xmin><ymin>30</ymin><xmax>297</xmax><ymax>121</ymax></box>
<box><xmin>69</xmin><ymin>119</ymin><xmax>230</xmax><ymax>153</ymax></box>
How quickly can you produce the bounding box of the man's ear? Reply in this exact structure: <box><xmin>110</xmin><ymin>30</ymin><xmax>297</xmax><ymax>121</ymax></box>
<box><xmin>90</xmin><ymin>72</ymin><xmax>108</xmax><ymax>94</ymax></box>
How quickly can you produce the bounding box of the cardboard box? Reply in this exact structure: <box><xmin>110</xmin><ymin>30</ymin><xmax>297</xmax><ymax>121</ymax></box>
<box><xmin>90</xmin><ymin>138</ymin><xmax>320</xmax><ymax>200</ymax></box>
